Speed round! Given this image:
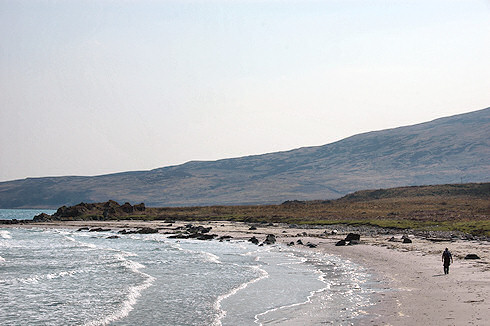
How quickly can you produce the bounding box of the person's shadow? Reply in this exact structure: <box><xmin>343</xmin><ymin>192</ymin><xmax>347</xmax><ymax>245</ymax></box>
<box><xmin>432</xmin><ymin>274</ymin><xmax>445</xmax><ymax>277</ymax></box>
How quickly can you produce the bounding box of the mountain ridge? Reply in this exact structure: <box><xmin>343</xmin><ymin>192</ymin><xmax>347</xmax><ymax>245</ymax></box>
<box><xmin>1</xmin><ymin>107</ymin><xmax>489</xmax><ymax>208</ymax></box>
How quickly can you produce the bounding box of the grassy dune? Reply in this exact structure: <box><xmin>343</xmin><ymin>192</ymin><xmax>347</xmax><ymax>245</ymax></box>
<box><xmin>41</xmin><ymin>183</ymin><xmax>489</xmax><ymax>236</ymax></box>
<box><xmin>143</xmin><ymin>183</ymin><xmax>490</xmax><ymax>236</ymax></box>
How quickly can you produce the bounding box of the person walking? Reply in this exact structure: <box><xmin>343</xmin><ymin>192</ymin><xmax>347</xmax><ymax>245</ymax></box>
<box><xmin>442</xmin><ymin>248</ymin><xmax>453</xmax><ymax>274</ymax></box>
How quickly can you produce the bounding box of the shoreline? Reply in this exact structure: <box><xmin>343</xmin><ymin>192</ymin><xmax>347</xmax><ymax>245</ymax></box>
<box><xmin>3</xmin><ymin>220</ymin><xmax>489</xmax><ymax>325</ymax></box>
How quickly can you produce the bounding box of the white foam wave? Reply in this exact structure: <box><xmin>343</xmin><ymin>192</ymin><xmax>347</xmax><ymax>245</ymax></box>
<box><xmin>212</xmin><ymin>265</ymin><xmax>269</xmax><ymax>326</ymax></box>
<box><xmin>0</xmin><ymin>230</ymin><xmax>12</xmax><ymax>239</ymax></box>
<box><xmin>201</xmin><ymin>251</ymin><xmax>221</xmax><ymax>264</ymax></box>
<box><xmin>84</xmin><ymin>254</ymin><xmax>155</xmax><ymax>326</ymax></box>
<box><xmin>6</xmin><ymin>270</ymin><xmax>80</xmax><ymax>284</ymax></box>
<box><xmin>0</xmin><ymin>255</ymin><xmax>5</xmax><ymax>262</ymax></box>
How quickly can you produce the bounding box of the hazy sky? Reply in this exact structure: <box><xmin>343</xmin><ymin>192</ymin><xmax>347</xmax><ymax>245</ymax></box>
<box><xmin>1</xmin><ymin>0</ymin><xmax>489</xmax><ymax>182</ymax></box>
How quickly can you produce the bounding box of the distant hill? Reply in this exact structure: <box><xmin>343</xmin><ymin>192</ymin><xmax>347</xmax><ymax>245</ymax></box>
<box><xmin>1</xmin><ymin>107</ymin><xmax>489</xmax><ymax>208</ymax></box>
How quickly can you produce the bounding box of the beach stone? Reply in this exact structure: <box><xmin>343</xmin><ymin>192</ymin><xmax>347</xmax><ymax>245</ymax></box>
<box><xmin>218</xmin><ymin>235</ymin><xmax>233</xmax><ymax>242</ymax></box>
<box><xmin>196</xmin><ymin>234</ymin><xmax>217</xmax><ymax>241</ymax></box>
<box><xmin>249</xmin><ymin>226</ymin><xmax>257</xmax><ymax>230</ymax></box>
<box><xmin>89</xmin><ymin>228</ymin><xmax>111</xmax><ymax>232</ymax></box>
<box><xmin>464</xmin><ymin>254</ymin><xmax>481</xmax><ymax>260</ymax></box>
<box><xmin>107</xmin><ymin>235</ymin><xmax>119</xmax><ymax>239</ymax></box>
<box><xmin>135</xmin><ymin>227</ymin><xmax>158</xmax><ymax>234</ymax></box>
<box><xmin>348</xmin><ymin>239</ymin><xmax>360</xmax><ymax>245</ymax></box>
<box><xmin>388</xmin><ymin>236</ymin><xmax>396</xmax><ymax>242</ymax></box>
<box><xmin>77</xmin><ymin>227</ymin><xmax>90</xmax><ymax>232</ymax></box>
<box><xmin>264</xmin><ymin>234</ymin><xmax>276</xmax><ymax>245</ymax></box>
<box><xmin>306</xmin><ymin>243</ymin><xmax>317</xmax><ymax>248</ymax></box>
<box><xmin>345</xmin><ymin>233</ymin><xmax>360</xmax><ymax>241</ymax></box>
<box><xmin>296</xmin><ymin>239</ymin><xmax>304</xmax><ymax>245</ymax></box>
<box><xmin>335</xmin><ymin>240</ymin><xmax>347</xmax><ymax>246</ymax></box>
<box><xmin>402</xmin><ymin>238</ymin><xmax>412</xmax><ymax>243</ymax></box>
<box><xmin>287</xmin><ymin>242</ymin><xmax>295</xmax><ymax>246</ymax></box>
<box><xmin>248</xmin><ymin>236</ymin><xmax>259</xmax><ymax>245</ymax></box>
<box><xmin>168</xmin><ymin>233</ymin><xmax>189</xmax><ymax>239</ymax></box>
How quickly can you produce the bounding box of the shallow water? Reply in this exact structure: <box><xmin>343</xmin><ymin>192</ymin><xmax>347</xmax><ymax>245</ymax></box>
<box><xmin>0</xmin><ymin>208</ymin><xmax>57</xmax><ymax>220</ymax></box>
<box><xmin>1</xmin><ymin>225</ymin><xmax>378</xmax><ymax>325</ymax></box>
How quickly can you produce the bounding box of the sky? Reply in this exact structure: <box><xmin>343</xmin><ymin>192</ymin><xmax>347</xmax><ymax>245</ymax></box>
<box><xmin>1</xmin><ymin>0</ymin><xmax>490</xmax><ymax>182</ymax></box>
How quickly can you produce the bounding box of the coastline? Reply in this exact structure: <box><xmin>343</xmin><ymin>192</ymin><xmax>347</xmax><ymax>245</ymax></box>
<box><xmin>3</xmin><ymin>220</ymin><xmax>489</xmax><ymax>325</ymax></box>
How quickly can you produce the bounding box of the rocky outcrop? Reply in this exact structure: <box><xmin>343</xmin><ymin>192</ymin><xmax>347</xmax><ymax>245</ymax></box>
<box><xmin>464</xmin><ymin>254</ymin><xmax>481</xmax><ymax>259</ymax></box>
<box><xmin>167</xmin><ymin>224</ymin><xmax>216</xmax><ymax>240</ymax></box>
<box><xmin>36</xmin><ymin>201</ymin><xmax>147</xmax><ymax>221</ymax></box>
<box><xmin>33</xmin><ymin>213</ymin><xmax>52</xmax><ymax>222</ymax></box>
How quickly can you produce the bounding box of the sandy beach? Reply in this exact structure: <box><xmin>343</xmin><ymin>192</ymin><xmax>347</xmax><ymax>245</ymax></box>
<box><xmin>5</xmin><ymin>220</ymin><xmax>489</xmax><ymax>325</ymax></box>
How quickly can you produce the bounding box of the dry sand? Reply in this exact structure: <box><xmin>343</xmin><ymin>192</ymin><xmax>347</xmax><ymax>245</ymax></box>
<box><xmin>6</xmin><ymin>220</ymin><xmax>490</xmax><ymax>325</ymax></box>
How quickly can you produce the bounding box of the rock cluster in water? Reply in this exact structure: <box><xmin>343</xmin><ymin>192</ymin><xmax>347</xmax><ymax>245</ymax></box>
<box><xmin>33</xmin><ymin>200</ymin><xmax>146</xmax><ymax>221</ymax></box>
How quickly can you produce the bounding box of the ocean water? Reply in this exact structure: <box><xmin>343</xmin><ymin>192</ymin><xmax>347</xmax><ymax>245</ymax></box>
<box><xmin>0</xmin><ymin>209</ymin><xmax>57</xmax><ymax>220</ymax></box>
<box><xmin>1</xmin><ymin>213</ymin><xmax>378</xmax><ymax>325</ymax></box>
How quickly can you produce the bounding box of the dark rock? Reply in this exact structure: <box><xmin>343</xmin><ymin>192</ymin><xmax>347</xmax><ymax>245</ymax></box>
<box><xmin>345</xmin><ymin>233</ymin><xmax>360</xmax><ymax>241</ymax></box>
<box><xmin>218</xmin><ymin>235</ymin><xmax>233</xmax><ymax>241</ymax></box>
<box><xmin>77</xmin><ymin>227</ymin><xmax>90</xmax><ymax>232</ymax></box>
<box><xmin>33</xmin><ymin>213</ymin><xmax>51</xmax><ymax>222</ymax></box>
<box><xmin>135</xmin><ymin>227</ymin><xmax>158</xmax><ymax>234</ymax></box>
<box><xmin>287</xmin><ymin>242</ymin><xmax>295</xmax><ymax>246</ymax></box>
<box><xmin>335</xmin><ymin>240</ymin><xmax>347</xmax><ymax>246</ymax></box>
<box><xmin>349</xmin><ymin>239</ymin><xmax>361</xmax><ymax>245</ymax></box>
<box><xmin>402</xmin><ymin>238</ymin><xmax>412</xmax><ymax>243</ymax></box>
<box><xmin>306</xmin><ymin>243</ymin><xmax>317</xmax><ymax>248</ymax></box>
<box><xmin>133</xmin><ymin>203</ymin><xmax>145</xmax><ymax>212</ymax></box>
<box><xmin>168</xmin><ymin>233</ymin><xmax>189</xmax><ymax>239</ymax></box>
<box><xmin>464</xmin><ymin>254</ymin><xmax>481</xmax><ymax>260</ymax></box>
<box><xmin>187</xmin><ymin>225</ymin><xmax>212</xmax><ymax>234</ymax></box>
<box><xmin>296</xmin><ymin>239</ymin><xmax>304</xmax><ymax>245</ymax></box>
<box><xmin>196</xmin><ymin>234</ymin><xmax>217</xmax><ymax>241</ymax></box>
<box><xmin>263</xmin><ymin>234</ymin><xmax>276</xmax><ymax>245</ymax></box>
<box><xmin>249</xmin><ymin>226</ymin><xmax>257</xmax><ymax>230</ymax></box>
<box><xmin>107</xmin><ymin>235</ymin><xmax>119</xmax><ymax>239</ymax></box>
<box><xmin>120</xmin><ymin>202</ymin><xmax>134</xmax><ymax>214</ymax></box>
<box><xmin>388</xmin><ymin>236</ymin><xmax>396</xmax><ymax>242</ymax></box>
<box><xmin>248</xmin><ymin>236</ymin><xmax>259</xmax><ymax>245</ymax></box>
<box><xmin>89</xmin><ymin>228</ymin><xmax>111</xmax><ymax>232</ymax></box>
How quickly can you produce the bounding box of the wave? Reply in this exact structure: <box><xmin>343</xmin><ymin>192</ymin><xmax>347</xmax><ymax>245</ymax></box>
<box><xmin>0</xmin><ymin>230</ymin><xmax>12</xmax><ymax>239</ymax></box>
<box><xmin>84</xmin><ymin>254</ymin><xmax>155</xmax><ymax>326</ymax></box>
<box><xmin>212</xmin><ymin>265</ymin><xmax>269</xmax><ymax>326</ymax></box>
<box><xmin>1</xmin><ymin>269</ymin><xmax>81</xmax><ymax>285</ymax></box>
<box><xmin>167</xmin><ymin>240</ymin><xmax>222</xmax><ymax>264</ymax></box>
<box><xmin>77</xmin><ymin>238</ymin><xmax>155</xmax><ymax>326</ymax></box>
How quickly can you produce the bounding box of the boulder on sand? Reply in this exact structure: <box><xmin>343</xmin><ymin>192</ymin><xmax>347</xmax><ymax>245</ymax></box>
<box><xmin>263</xmin><ymin>234</ymin><xmax>276</xmax><ymax>245</ymax></box>
<box><xmin>335</xmin><ymin>239</ymin><xmax>347</xmax><ymax>246</ymax></box>
<box><xmin>345</xmin><ymin>233</ymin><xmax>360</xmax><ymax>241</ymax></box>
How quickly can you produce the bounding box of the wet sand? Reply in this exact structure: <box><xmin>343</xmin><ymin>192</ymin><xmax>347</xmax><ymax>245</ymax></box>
<box><xmin>5</xmin><ymin>220</ymin><xmax>489</xmax><ymax>325</ymax></box>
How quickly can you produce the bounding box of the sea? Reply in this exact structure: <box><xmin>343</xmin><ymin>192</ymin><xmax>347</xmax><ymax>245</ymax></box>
<box><xmin>1</xmin><ymin>209</ymin><xmax>379</xmax><ymax>325</ymax></box>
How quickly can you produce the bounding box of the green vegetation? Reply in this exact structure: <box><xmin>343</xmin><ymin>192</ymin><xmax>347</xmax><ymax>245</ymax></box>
<box><xmin>45</xmin><ymin>183</ymin><xmax>490</xmax><ymax>236</ymax></box>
